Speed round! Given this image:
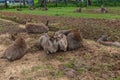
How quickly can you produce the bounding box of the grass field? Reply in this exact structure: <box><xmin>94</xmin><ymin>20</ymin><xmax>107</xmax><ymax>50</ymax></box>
<box><xmin>1</xmin><ymin>7</ymin><xmax>120</xmax><ymax>19</ymax></box>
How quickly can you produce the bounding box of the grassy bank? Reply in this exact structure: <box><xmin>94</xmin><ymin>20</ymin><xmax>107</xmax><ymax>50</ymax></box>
<box><xmin>1</xmin><ymin>7</ymin><xmax>120</xmax><ymax>19</ymax></box>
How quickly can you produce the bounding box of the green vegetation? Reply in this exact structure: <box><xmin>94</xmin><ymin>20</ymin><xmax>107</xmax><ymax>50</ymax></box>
<box><xmin>26</xmin><ymin>77</ymin><xmax>32</xmax><ymax>80</ymax></box>
<box><xmin>108</xmin><ymin>76</ymin><xmax>120</xmax><ymax>80</ymax></box>
<box><xmin>63</xmin><ymin>62</ymin><xmax>74</xmax><ymax>69</ymax></box>
<box><xmin>21</xmin><ymin>69</ymin><xmax>30</xmax><ymax>75</ymax></box>
<box><xmin>56</xmin><ymin>71</ymin><xmax>64</xmax><ymax>78</ymax></box>
<box><xmin>55</xmin><ymin>56</ymin><xmax>64</xmax><ymax>62</ymax></box>
<box><xmin>31</xmin><ymin>65</ymin><xmax>41</xmax><ymax>72</ymax></box>
<box><xmin>45</xmin><ymin>64</ymin><xmax>54</xmax><ymax>71</ymax></box>
<box><xmin>77</xmin><ymin>68</ymin><xmax>83</xmax><ymax>75</ymax></box>
<box><xmin>0</xmin><ymin>27</ymin><xmax>6</xmax><ymax>32</ymax></box>
<box><xmin>1</xmin><ymin>7</ymin><xmax>120</xmax><ymax>19</ymax></box>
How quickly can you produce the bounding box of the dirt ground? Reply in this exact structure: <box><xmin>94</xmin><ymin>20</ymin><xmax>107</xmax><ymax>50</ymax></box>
<box><xmin>0</xmin><ymin>14</ymin><xmax>120</xmax><ymax>80</ymax></box>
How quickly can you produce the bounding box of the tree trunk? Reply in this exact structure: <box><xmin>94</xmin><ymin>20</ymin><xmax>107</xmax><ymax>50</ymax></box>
<box><xmin>41</xmin><ymin>0</ymin><xmax>47</xmax><ymax>8</ymax></box>
<box><xmin>5</xmin><ymin>0</ymin><xmax>8</xmax><ymax>8</ymax></box>
<box><xmin>64</xmin><ymin>0</ymin><xmax>67</xmax><ymax>5</ymax></box>
<box><xmin>32</xmin><ymin>0</ymin><xmax>35</xmax><ymax>7</ymax></box>
<box><xmin>19</xmin><ymin>0</ymin><xmax>22</xmax><ymax>8</ymax></box>
<box><xmin>38</xmin><ymin>0</ymin><xmax>41</xmax><ymax>4</ymax></box>
<box><xmin>55</xmin><ymin>0</ymin><xmax>58</xmax><ymax>7</ymax></box>
<box><xmin>76</xmin><ymin>0</ymin><xmax>78</xmax><ymax>6</ymax></box>
<box><xmin>87</xmin><ymin>0</ymin><xmax>91</xmax><ymax>6</ymax></box>
<box><xmin>23</xmin><ymin>0</ymin><xmax>26</xmax><ymax>7</ymax></box>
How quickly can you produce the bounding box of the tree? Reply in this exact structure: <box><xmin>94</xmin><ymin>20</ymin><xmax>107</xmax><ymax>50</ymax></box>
<box><xmin>87</xmin><ymin>0</ymin><xmax>91</xmax><ymax>6</ymax></box>
<box><xmin>75</xmin><ymin>0</ymin><xmax>79</xmax><ymax>6</ymax></box>
<box><xmin>55</xmin><ymin>0</ymin><xmax>58</xmax><ymax>7</ymax></box>
<box><xmin>41</xmin><ymin>0</ymin><xmax>47</xmax><ymax>8</ymax></box>
<box><xmin>38</xmin><ymin>0</ymin><xmax>41</xmax><ymax>4</ymax></box>
<box><xmin>32</xmin><ymin>0</ymin><xmax>35</xmax><ymax>7</ymax></box>
<box><xmin>23</xmin><ymin>0</ymin><xmax>26</xmax><ymax>7</ymax></box>
<box><xmin>88</xmin><ymin>0</ymin><xmax>91</xmax><ymax>5</ymax></box>
<box><xmin>19</xmin><ymin>0</ymin><xmax>22</xmax><ymax>8</ymax></box>
<box><xmin>5</xmin><ymin>0</ymin><xmax>8</xmax><ymax>8</ymax></box>
<box><xmin>64</xmin><ymin>0</ymin><xmax>67</xmax><ymax>5</ymax></box>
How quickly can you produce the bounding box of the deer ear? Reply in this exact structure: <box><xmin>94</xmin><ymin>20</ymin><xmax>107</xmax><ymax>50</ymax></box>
<box><xmin>10</xmin><ymin>34</ymin><xmax>16</xmax><ymax>41</ymax></box>
<box><xmin>46</xmin><ymin>20</ymin><xmax>49</xmax><ymax>26</ymax></box>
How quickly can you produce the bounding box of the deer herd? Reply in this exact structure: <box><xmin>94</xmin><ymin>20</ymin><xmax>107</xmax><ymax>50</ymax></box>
<box><xmin>0</xmin><ymin>20</ymin><xmax>83</xmax><ymax>61</ymax></box>
<box><xmin>0</xmin><ymin>20</ymin><xmax>119</xmax><ymax>62</ymax></box>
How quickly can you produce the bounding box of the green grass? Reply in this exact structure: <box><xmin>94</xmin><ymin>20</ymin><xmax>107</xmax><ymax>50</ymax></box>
<box><xmin>21</xmin><ymin>69</ymin><xmax>30</xmax><ymax>75</ymax></box>
<box><xmin>34</xmin><ymin>0</ymin><xmax>38</xmax><ymax>3</ymax></box>
<box><xmin>1</xmin><ymin>7</ymin><xmax>120</xmax><ymax>19</ymax></box>
<box><xmin>63</xmin><ymin>62</ymin><xmax>74</xmax><ymax>69</ymax></box>
<box><xmin>26</xmin><ymin>77</ymin><xmax>32</xmax><ymax>80</ymax></box>
<box><xmin>56</xmin><ymin>71</ymin><xmax>64</xmax><ymax>78</ymax></box>
<box><xmin>108</xmin><ymin>76</ymin><xmax>120</xmax><ymax>80</ymax></box>
<box><xmin>0</xmin><ymin>27</ymin><xmax>6</xmax><ymax>31</ymax></box>
<box><xmin>31</xmin><ymin>65</ymin><xmax>41</xmax><ymax>72</ymax></box>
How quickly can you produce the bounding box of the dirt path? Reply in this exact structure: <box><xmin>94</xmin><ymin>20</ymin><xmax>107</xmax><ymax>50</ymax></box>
<box><xmin>0</xmin><ymin>18</ymin><xmax>25</xmax><ymax>28</ymax></box>
<box><xmin>0</xmin><ymin>18</ymin><xmax>15</xmax><ymax>23</ymax></box>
